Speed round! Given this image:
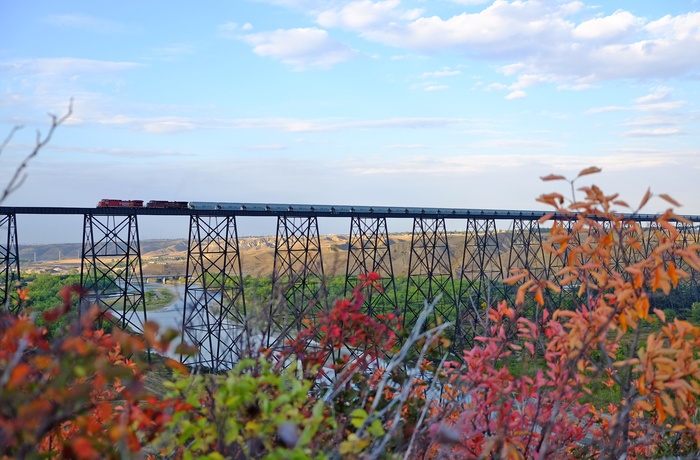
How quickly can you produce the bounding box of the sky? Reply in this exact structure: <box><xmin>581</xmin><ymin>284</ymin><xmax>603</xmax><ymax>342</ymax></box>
<box><xmin>2</xmin><ymin>0</ymin><xmax>700</xmax><ymax>243</ymax></box>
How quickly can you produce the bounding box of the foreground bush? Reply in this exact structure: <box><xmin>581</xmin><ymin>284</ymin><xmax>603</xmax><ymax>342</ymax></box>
<box><xmin>0</xmin><ymin>285</ymin><xmax>186</xmax><ymax>458</ymax></box>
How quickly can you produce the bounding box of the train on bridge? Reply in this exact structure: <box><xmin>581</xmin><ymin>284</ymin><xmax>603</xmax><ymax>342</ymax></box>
<box><xmin>96</xmin><ymin>199</ymin><xmax>479</xmax><ymax>215</ymax></box>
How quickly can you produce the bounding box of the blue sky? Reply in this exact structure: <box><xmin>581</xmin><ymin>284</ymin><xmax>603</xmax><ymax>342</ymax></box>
<box><xmin>2</xmin><ymin>0</ymin><xmax>700</xmax><ymax>243</ymax></box>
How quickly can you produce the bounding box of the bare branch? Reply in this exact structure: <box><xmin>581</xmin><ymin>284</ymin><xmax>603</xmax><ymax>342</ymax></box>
<box><xmin>0</xmin><ymin>100</ymin><xmax>73</xmax><ymax>204</ymax></box>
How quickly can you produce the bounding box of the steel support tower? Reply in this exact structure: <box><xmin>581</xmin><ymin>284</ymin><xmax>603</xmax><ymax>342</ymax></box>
<box><xmin>457</xmin><ymin>218</ymin><xmax>504</xmax><ymax>346</ymax></box>
<box><xmin>344</xmin><ymin>217</ymin><xmax>398</xmax><ymax>318</ymax></box>
<box><xmin>268</xmin><ymin>216</ymin><xmax>326</xmax><ymax>349</ymax></box>
<box><xmin>405</xmin><ymin>218</ymin><xmax>457</xmax><ymax>336</ymax></box>
<box><xmin>182</xmin><ymin>215</ymin><xmax>246</xmax><ymax>371</ymax></box>
<box><xmin>675</xmin><ymin>222</ymin><xmax>700</xmax><ymax>292</ymax></box>
<box><xmin>80</xmin><ymin>214</ymin><xmax>146</xmax><ymax>332</ymax></box>
<box><xmin>0</xmin><ymin>214</ymin><xmax>20</xmax><ymax>312</ymax></box>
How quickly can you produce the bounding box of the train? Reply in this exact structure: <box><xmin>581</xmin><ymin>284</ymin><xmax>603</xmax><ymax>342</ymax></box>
<box><xmin>95</xmin><ymin>199</ymin><xmax>466</xmax><ymax>215</ymax></box>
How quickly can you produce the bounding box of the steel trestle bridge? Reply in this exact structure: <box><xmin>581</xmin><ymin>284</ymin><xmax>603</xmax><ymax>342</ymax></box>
<box><xmin>2</xmin><ymin>203</ymin><xmax>700</xmax><ymax>370</ymax></box>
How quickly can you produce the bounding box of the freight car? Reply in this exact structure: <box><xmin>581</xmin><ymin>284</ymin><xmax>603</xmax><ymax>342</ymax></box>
<box><xmin>96</xmin><ymin>199</ymin><xmax>189</xmax><ymax>208</ymax></box>
<box><xmin>146</xmin><ymin>200</ymin><xmax>189</xmax><ymax>209</ymax></box>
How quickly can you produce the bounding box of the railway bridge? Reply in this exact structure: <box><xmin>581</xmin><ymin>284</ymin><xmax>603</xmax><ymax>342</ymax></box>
<box><xmin>1</xmin><ymin>204</ymin><xmax>699</xmax><ymax>370</ymax></box>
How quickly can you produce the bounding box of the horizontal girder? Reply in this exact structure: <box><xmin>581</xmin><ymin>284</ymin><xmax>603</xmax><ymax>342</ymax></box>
<box><xmin>1</xmin><ymin>205</ymin><xmax>698</xmax><ymax>222</ymax></box>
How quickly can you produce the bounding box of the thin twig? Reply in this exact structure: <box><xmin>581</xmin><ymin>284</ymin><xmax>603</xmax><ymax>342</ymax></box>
<box><xmin>0</xmin><ymin>99</ymin><xmax>73</xmax><ymax>204</ymax></box>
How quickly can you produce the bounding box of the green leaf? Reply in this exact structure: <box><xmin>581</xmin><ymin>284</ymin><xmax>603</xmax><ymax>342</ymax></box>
<box><xmin>368</xmin><ymin>419</ymin><xmax>385</xmax><ymax>437</ymax></box>
<box><xmin>350</xmin><ymin>408</ymin><xmax>368</xmax><ymax>428</ymax></box>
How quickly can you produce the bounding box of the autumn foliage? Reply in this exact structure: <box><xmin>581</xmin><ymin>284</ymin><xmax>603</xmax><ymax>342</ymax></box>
<box><xmin>3</xmin><ymin>168</ymin><xmax>700</xmax><ymax>458</ymax></box>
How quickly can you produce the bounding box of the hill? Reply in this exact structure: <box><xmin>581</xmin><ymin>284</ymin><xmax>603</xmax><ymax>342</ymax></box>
<box><xmin>19</xmin><ymin>233</ymin><xmax>491</xmax><ymax>278</ymax></box>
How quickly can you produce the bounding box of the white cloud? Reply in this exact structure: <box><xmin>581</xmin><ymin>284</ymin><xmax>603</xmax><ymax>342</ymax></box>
<box><xmin>0</xmin><ymin>58</ymin><xmax>141</xmax><ymax>76</ymax></box>
<box><xmin>243</xmin><ymin>144</ymin><xmax>288</xmax><ymax>151</ymax></box>
<box><xmin>320</xmin><ymin>1</ymin><xmax>574</xmax><ymax>56</ymax></box>
<box><xmin>385</xmin><ymin>144</ymin><xmax>429</xmax><ymax>149</ymax></box>
<box><xmin>90</xmin><ymin>114</ymin><xmax>473</xmax><ymax>133</ymax></box>
<box><xmin>573</xmin><ymin>10</ymin><xmax>643</xmax><ymax>41</ymax></box>
<box><xmin>505</xmin><ymin>90</ymin><xmax>526</xmax><ymax>100</ymax></box>
<box><xmin>219</xmin><ymin>22</ymin><xmax>254</xmax><ymax>37</ymax></box>
<box><xmin>307</xmin><ymin>2</ymin><xmax>700</xmax><ymax>89</ymax></box>
<box><xmin>635</xmin><ymin>86</ymin><xmax>672</xmax><ymax>103</ymax></box>
<box><xmin>421</xmin><ymin>69</ymin><xmax>461</xmax><ymax>78</ymax></box>
<box><xmin>623</xmin><ymin>115</ymin><xmax>678</xmax><ymax>127</ymax></box>
<box><xmin>633</xmin><ymin>100</ymin><xmax>686</xmax><ymax>112</ymax></box>
<box><xmin>424</xmin><ymin>85</ymin><xmax>449</xmax><ymax>91</ymax></box>
<box><xmin>623</xmin><ymin>127</ymin><xmax>686</xmax><ymax>137</ymax></box>
<box><xmin>49</xmin><ymin>145</ymin><xmax>193</xmax><ymax>158</ymax></box>
<box><xmin>585</xmin><ymin>105</ymin><xmax>628</xmax><ymax>114</ymax></box>
<box><xmin>317</xmin><ymin>0</ymin><xmax>420</xmax><ymax>30</ymax></box>
<box><xmin>469</xmin><ymin>139</ymin><xmax>561</xmax><ymax>149</ymax></box>
<box><xmin>485</xmin><ymin>82</ymin><xmax>508</xmax><ymax>90</ymax></box>
<box><xmin>241</xmin><ymin>28</ymin><xmax>357</xmax><ymax>70</ymax></box>
<box><xmin>346</xmin><ymin>151</ymin><xmax>682</xmax><ymax>177</ymax></box>
<box><xmin>447</xmin><ymin>0</ymin><xmax>492</xmax><ymax>5</ymax></box>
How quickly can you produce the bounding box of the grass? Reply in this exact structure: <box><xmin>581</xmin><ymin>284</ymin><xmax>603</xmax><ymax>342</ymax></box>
<box><xmin>145</xmin><ymin>286</ymin><xmax>177</xmax><ymax>311</ymax></box>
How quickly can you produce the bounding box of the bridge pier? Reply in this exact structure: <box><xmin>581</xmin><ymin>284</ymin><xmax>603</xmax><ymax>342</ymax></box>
<box><xmin>80</xmin><ymin>214</ymin><xmax>146</xmax><ymax>333</ymax></box>
<box><xmin>0</xmin><ymin>214</ymin><xmax>20</xmax><ymax>312</ymax></box>
<box><xmin>268</xmin><ymin>216</ymin><xmax>325</xmax><ymax>349</ymax></box>
<box><xmin>344</xmin><ymin>217</ymin><xmax>398</xmax><ymax>318</ymax></box>
<box><xmin>182</xmin><ymin>215</ymin><xmax>246</xmax><ymax>371</ymax></box>
<box><xmin>457</xmin><ymin>218</ymin><xmax>504</xmax><ymax>347</ymax></box>
<box><xmin>405</xmin><ymin>217</ymin><xmax>457</xmax><ymax>341</ymax></box>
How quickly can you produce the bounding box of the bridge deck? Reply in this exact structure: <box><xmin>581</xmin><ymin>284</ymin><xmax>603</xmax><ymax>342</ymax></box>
<box><xmin>0</xmin><ymin>205</ymin><xmax>695</xmax><ymax>222</ymax></box>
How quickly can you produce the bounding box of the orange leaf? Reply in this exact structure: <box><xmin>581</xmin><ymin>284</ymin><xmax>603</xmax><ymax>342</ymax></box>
<box><xmin>165</xmin><ymin>358</ymin><xmax>190</xmax><ymax>375</ymax></box>
<box><xmin>534</xmin><ymin>287</ymin><xmax>544</xmax><ymax>306</ymax></box>
<box><xmin>503</xmin><ymin>271</ymin><xmax>529</xmax><ymax>285</ymax></box>
<box><xmin>655</xmin><ymin>396</ymin><xmax>666</xmax><ymax>424</ymax></box>
<box><xmin>8</xmin><ymin>363</ymin><xmax>31</xmax><ymax>389</ymax></box>
<box><xmin>516</xmin><ymin>285</ymin><xmax>527</xmax><ymax>306</ymax></box>
<box><xmin>639</xmin><ymin>187</ymin><xmax>652</xmax><ymax>210</ymax></box>
<box><xmin>577</xmin><ymin>166</ymin><xmax>602</xmax><ymax>178</ymax></box>
<box><xmin>540</xmin><ymin>174</ymin><xmax>567</xmax><ymax>181</ymax></box>
<box><xmin>659</xmin><ymin>193</ymin><xmax>681</xmax><ymax>207</ymax></box>
<box><xmin>538</xmin><ymin>213</ymin><xmax>554</xmax><ymax>224</ymax></box>
<box><xmin>637</xmin><ymin>375</ymin><xmax>647</xmax><ymax>396</ymax></box>
<box><xmin>619</xmin><ymin>311</ymin><xmax>628</xmax><ymax>332</ymax></box>
<box><xmin>654</xmin><ymin>308</ymin><xmax>666</xmax><ymax>323</ymax></box>
<box><xmin>668</xmin><ymin>261</ymin><xmax>679</xmax><ymax>287</ymax></box>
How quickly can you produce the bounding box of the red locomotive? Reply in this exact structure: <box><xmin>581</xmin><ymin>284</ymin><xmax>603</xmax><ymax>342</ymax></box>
<box><xmin>97</xmin><ymin>199</ymin><xmax>144</xmax><ymax>208</ymax></box>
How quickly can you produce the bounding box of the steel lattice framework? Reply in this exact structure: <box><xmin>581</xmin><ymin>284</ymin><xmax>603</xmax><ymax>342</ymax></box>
<box><xmin>80</xmin><ymin>214</ymin><xmax>146</xmax><ymax>332</ymax></box>
<box><xmin>182</xmin><ymin>215</ymin><xmax>247</xmax><ymax>371</ymax></box>
<box><xmin>0</xmin><ymin>214</ymin><xmax>20</xmax><ymax>312</ymax></box>
<box><xmin>405</xmin><ymin>218</ymin><xmax>457</xmax><ymax>336</ymax></box>
<box><xmin>344</xmin><ymin>217</ymin><xmax>398</xmax><ymax>317</ymax></box>
<box><xmin>4</xmin><ymin>204</ymin><xmax>700</xmax><ymax>371</ymax></box>
<box><xmin>457</xmin><ymin>218</ymin><xmax>504</xmax><ymax>346</ymax></box>
<box><xmin>267</xmin><ymin>216</ymin><xmax>326</xmax><ymax>349</ymax></box>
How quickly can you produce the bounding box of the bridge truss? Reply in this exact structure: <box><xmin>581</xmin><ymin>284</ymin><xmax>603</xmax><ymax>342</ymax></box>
<box><xmin>3</xmin><ymin>205</ymin><xmax>700</xmax><ymax>371</ymax></box>
<box><xmin>0</xmin><ymin>214</ymin><xmax>19</xmax><ymax>312</ymax></box>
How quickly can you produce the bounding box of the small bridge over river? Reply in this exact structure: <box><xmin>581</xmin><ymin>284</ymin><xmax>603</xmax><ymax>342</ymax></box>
<box><xmin>1</xmin><ymin>204</ymin><xmax>699</xmax><ymax>370</ymax></box>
